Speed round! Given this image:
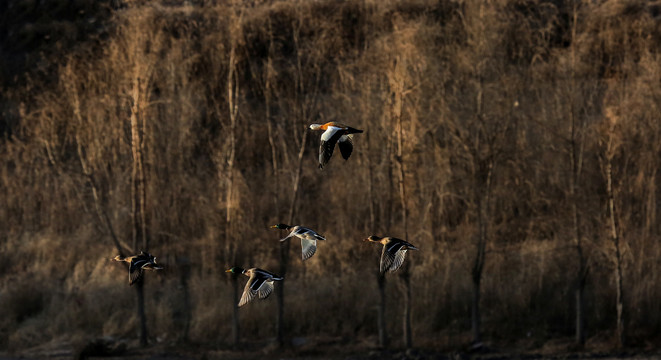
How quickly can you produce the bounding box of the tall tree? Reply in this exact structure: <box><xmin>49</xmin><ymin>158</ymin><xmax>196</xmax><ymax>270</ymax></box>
<box><xmin>566</xmin><ymin>2</ymin><xmax>588</xmax><ymax>346</ymax></box>
<box><xmin>225</xmin><ymin>14</ymin><xmax>242</xmax><ymax>346</ymax></box>
<box><xmin>275</xmin><ymin>11</ymin><xmax>321</xmax><ymax>345</ymax></box>
<box><xmin>387</xmin><ymin>55</ymin><xmax>413</xmax><ymax>349</ymax></box>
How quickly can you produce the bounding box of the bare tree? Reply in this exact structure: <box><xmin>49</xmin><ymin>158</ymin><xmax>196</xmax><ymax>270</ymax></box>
<box><xmin>387</xmin><ymin>55</ymin><xmax>413</xmax><ymax>349</ymax></box>
<box><xmin>275</xmin><ymin>12</ymin><xmax>321</xmax><ymax>345</ymax></box>
<box><xmin>129</xmin><ymin>73</ymin><xmax>152</xmax><ymax>346</ymax></box>
<box><xmin>566</xmin><ymin>2</ymin><xmax>588</xmax><ymax>346</ymax></box>
<box><xmin>601</xmin><ymin>93</ymin><xmax>627</xmax><ymax>349</ymax></box>
<box><xmin>226</xmin><ymin>12</ymin><xmax>242</xmax><ymax>347</ymax></box>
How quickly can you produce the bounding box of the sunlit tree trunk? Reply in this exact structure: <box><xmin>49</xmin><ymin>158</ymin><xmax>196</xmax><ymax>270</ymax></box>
<box><xmin>606</xmin><ymin>157</ymin><xmax>625</xmax><ymax>348</ymax></box>
<box><xmin>224</xmin><ymin>10</ymin><xmax>242</xmax><ymax>346</ymax></box>
<box><xmin>129</xmin><ymin>75</ymin><xmax>150</xmax><ymax>346</ymax></box>
<box><xmin>603</xmin><ymin>126</ymin><xmax>625</xmax><ymax>348</ymax></box>
<box><xmin>393</xmin><ymin>73</ymin><xmax>412</xmax><ymax>349</ymax></box>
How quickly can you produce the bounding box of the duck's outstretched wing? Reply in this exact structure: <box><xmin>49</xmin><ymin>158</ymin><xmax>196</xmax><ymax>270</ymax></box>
<box><xmin>319</xmin><ymin>126</ymin><xmax>345</xmax><ymax>169</ymax></box>
<box><xmin>239</xmin><ymin>271</ymin><xmax>280</xmax><ymax>306</ymax></box>
<box><xmin>257</xmin><ymin>280</ymin><xmax>275</xmax><ymax>300</ymax></box>
<box><xmin>128</xmin><ymin>264</ymin><xmax>144</xmax><ymax>285</ymax></box>
<box><xmin>239</xmin><ymin>274</ymin><xmax>261</xmax><ymax>307</ymax></box>
<box><xmin>338</xmin><ymin>134</ymin><xmax>354</xmax><ymax>160</ymax></box>
<box><xmin>389</xmin><ymin>248</ymin><xmax>408</xmax><ymax>272</ymax></box>
<box><xmin>380</xmin><ymin>241</ymin><xmax>407</xmax><ymax>274</ymax></box>
<box><xmin>300</xmin><ymin>238</ymin><xmax>318</xmax><ymax>261</ymax></box>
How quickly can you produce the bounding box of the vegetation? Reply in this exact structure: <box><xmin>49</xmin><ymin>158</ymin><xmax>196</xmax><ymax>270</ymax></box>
<box><xmin>2</xmin><ymin>0</ymin><xmax>661</xmax><ymax>354</ymax></box>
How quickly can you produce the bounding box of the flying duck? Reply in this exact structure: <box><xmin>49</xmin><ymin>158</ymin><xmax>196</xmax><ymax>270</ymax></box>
<box><xmin>225</xmin><ymin>267</ymin><xmax>283</xmax><ymax>307</ymax></box>
<box><xmin>112</xmin><ymin>251</ymin><xmax>163</xmax><ymax>285</ymax></box>
<box><xmin>309</xmin><ymin>122</ymin><xmax>363</xmax><ymax>169</ymax></box>
<box><xmin>271</xmin><ymin>223</ymin><xmax>326</xmax><ymax>261</ymax></box>
<box><xmin>364</xmin><ymin>236</ymin><xmax>419</xmax><ymax>274</ymax></box>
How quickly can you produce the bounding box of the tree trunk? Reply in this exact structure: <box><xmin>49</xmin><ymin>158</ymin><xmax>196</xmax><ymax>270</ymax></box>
<box><xmin>276</xmin><ymin>130</ymin><xmax>308</xmax><ymax>346</ymax></box>
<box><xmin>377</xmin><ymin>273</ymin><xmax>388</xmax><ymax>348</ymax></box>
<box><xmin>230</xmin><ymin>274</ymin><xmax>240</xmax><ymax>346</ymax></box>
<box><xmin>390</xmin><ymin>54</ymin><xmax>413</xmax><ymax>349</ymax></box>
<box><xmin>567</xmin><ymin>3</ymin><xmax>587</xmax><ymax>346</ymax></box>
<box><xmin>130</xmin><ymin>76</ymin><xmax>149</xmax><ymax>346</ymax></box>
<box><xmin>606</xmin><ymin>154</ymin><xmax>625</xmax><ymax>348</ymax></box>
<box><xmin>572</xmin><ymin>160</ymin><xmax>587</xmax><ymax>347</ymax></box>
<box><xmin>226</xmin><ymin>30</ymin><xmax>240</xmax><ymax>346</ymax></box>
<box><xmin>367</xmin><ymin>131</ymin><xmax>388</xmax><ymax>348</ymax></box>
<box><xmin>471</xmin><ymin>160</ymin><xmax>492</xmax><ymax>346</ymax></box>
<box><xmin>471</xmin><ymin>272</ymin><xmax>481</xmax><ymax>345</ymax></box>
<box><xmin>178</xmin><ymin>256</ymin><xmax>191</xmax><ymax>343</ymax></box>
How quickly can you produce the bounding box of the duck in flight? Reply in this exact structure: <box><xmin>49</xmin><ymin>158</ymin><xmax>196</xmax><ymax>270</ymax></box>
<box><xmin>364</xmin><ymin>236</ymin><xmax>419</xmax><ymax>274</ymax></box>
<box><xmin>309</xmin><ymin>122</ymin><xmax>363</xmax><ymax>169</ymax></box>
<box><xmin>271</xmin><ymin>223</ymin><xmax>326</xmax><ymax>261</ymax></box>
<box><xmin>225</xmin><ymin>267</ymin><xmax>283</xmax><ymax>307</ymax></box>
<box><xmin>112</xmin><ymin>251</ymin><xmax>163</xmax><ymax>285</ymax></box>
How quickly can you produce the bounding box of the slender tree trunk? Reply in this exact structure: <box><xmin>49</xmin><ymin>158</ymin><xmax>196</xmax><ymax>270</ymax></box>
<box><xmin>130</xmin><ymin>76</ymin><xmax>149</xmax><ymax>346</ymax></box>
<box><xmin>471</xmin><ymin>205</ymin><xmax>485</xmax><ymax>345</ymax></box>
<box><xmin>606</xmin><ymin>150</ymin><xmax>625</xmax><ymax>348</ymax></box>
<box><xmin>230</xmin><ymin>273</ymin><xmax>240</xmax><ymax>346</ymax></box>
<box><xmin>377</xmin><ymin>273</ymin><xmax>388</xmax><ymax>348</ymax></box>
<box><xmin>395</xmin><ymin>107</ymin><xmax>412</xmax><ymax>350</ymax></box>
<box><xmin>567</xmin><ymin>3</ymin><xmax>587</xmax><ymax>346</ymax></box>
<box><xmin>225</xmin><ymin>22</ymin><xmax>241</xmax><ymax>346</ymax></box>
<box><xmin>389</xmin><ymin>54</ymin><xmax>413</xmax><ymax>349</ymax></box>
<box><xmin>276</xmin><ymin>130</ymin><xmax>308</xmax><ymax>346</ymax></box>
<box><xmin>472</xmin><ymin>160</ymin><xmax>492</xmax><ymax>346</ymax></box>
<box><xmin>471</xmin><ymin>272</ymin><xmax>481</xmax><ymax>345</ymax></box>
<box><xmin>571</xmin><ymin>142</ymin><xmax>587</xmax><ymax>347</ymax></box>
<box><xmin>367</xmin><ymin>131</ymin><xmax>388</xmax><ymax>348</ymax></box>
<box><xmin>178</xmin><ymin>256</ymin><xmax>191</xmax><ymax>342</ymax></box>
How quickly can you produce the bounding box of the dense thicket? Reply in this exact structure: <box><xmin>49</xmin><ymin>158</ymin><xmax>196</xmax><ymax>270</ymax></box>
<box><xmin>2</xmin><ymin>0</ymin><xmax>661</xmax><ymax>352</ymax></box>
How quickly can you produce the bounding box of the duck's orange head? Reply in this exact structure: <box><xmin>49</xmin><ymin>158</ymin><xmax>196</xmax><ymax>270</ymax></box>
<box><xmin>364</xmin><ymin>235</ymin><xmax>383</xmax><ymax>243</ymax></box>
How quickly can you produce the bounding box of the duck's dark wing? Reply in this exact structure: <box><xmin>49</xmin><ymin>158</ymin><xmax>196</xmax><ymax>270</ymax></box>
<box><xmin>380</xmin><ymin>241</ymin><xmax>407</xmax><ymax>274</ymax></box>
<box><xmin>319</xmin><ymin>126</ymin><xmax>345</xmax><ymax>169</ymax></box>
<box><xmin>129</xmin><ymin>260</ymin><xmax>147</xmax><ymax>285</ymax></box>
<box><xmin>131</xmin><ymin>255</ymin><xmax>164</xmax><ymax>285</ymax></box>
<box><xmin>345</xmin><ymin>126</ymin><xmax>363</xmax><ymax>134</ymax></box>
<box><xmin>338</xmin><ymin>135</ymin><xmax>353</xmax><ymax>160</ymax></box>
<box><xmin>257</xmin><ymin>280</ymin><xmax>275</xmax><ymax>300</ymax></box>
<box><xmin>295</xmin><ymin>226</ymin><xmax>325</xmax><ymax>241</ymax></box>
<box><xmin>254</xmin><ymin>268</ymin><xmax>283</xmax><ymax>280</ymax></box>
<box><xmin>390</xmin><ymin>248</ymin><xmax>408</xmax><ymax>272</ymax></box>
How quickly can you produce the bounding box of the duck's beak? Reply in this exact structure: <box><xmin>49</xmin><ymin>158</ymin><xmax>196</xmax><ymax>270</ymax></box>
<box><xmin>270</xmin><ymin>225</ymin><xmax>277</xmax><ymax>228</ymax></box>
<box><xmin>363</xmin><ymin>238</ymin><xmax>370</xmax><ymax>242</ymax></box>
<box><xmin>225</xmin><ymin>269</ymin><xmax>232</xmax><ymax>272</ymax></box>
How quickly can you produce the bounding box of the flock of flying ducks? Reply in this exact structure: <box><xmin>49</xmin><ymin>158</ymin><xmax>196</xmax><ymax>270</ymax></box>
<box><xmin>112</xmin><ymin>122</ymin><xmax>420</xmax><ymax>307</ymax></box>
